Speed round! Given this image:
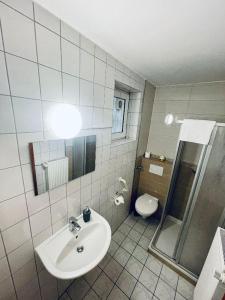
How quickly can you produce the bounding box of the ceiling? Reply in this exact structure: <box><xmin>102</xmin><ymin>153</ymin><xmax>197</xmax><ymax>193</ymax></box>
<box><xmin>35</xmin><ymin>0</ymin><xmax>225</xmax><ymax>86</ymax></box>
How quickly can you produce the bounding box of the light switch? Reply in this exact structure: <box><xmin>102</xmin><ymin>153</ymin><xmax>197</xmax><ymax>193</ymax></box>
<box><xmin>149</xmin><ymin>164</ymin><xmax>163</xmax><ymax>176</ymax></box>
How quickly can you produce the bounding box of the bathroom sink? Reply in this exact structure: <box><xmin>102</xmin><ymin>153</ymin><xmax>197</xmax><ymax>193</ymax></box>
<box><xmin>35</xmin><ymin>209</ymin><xmax>111</xmax><ymax>279</ymax></box>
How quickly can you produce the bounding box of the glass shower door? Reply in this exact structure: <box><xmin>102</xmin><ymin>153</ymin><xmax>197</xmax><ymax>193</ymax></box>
<box><xmin>153</xmin><ymin>141</ymin><xmax>204</xmax><ymax>259</ymax></box>
<box><xmin>177</xmin><ymin>126</ymin><xmax>225</xmax><ymax>276</ymax></box>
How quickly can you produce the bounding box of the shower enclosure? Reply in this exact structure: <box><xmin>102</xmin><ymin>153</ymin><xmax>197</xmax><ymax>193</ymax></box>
<box><xmin>150</xmin><ymin>124</ymin><xmax>225</xmax><ymax>279</ymax></box>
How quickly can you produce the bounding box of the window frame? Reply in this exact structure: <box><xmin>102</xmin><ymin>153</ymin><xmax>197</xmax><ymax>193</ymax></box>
<box><xmin>112</xmin><ymin>95</ymin><xmax>129</xmax><ymax>140</ymax></box>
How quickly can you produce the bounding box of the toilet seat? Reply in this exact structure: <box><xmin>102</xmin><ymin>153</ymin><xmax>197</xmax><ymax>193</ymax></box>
<box><xmin>135</xmin><ymin>193</ymin><xmax>158</xmax><ymax>218</ymax></box>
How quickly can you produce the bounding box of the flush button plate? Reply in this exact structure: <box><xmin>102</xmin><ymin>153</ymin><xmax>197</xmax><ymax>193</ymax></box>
<box><xmin>149</xmin><ymin>164</ymin><xmax>164</xmax><ymax>176</ymax></box>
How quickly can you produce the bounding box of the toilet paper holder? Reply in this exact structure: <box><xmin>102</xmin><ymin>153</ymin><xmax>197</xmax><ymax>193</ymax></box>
<box><xmin>118</xmin><ymin>177</ymin><xmax>128</xmax><ymax>193</ymax></box>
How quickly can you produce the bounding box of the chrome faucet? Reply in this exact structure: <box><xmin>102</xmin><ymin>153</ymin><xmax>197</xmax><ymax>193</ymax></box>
<box><xmin>69</xmin><ymin>216</ymin><xmax>81</xmax><ymax>232</ymax></box>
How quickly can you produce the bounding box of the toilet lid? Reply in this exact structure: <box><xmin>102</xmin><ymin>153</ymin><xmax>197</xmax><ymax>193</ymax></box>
<box><xmin>135</xmin><ymin>193</ymin><xmax>158</xmax><ymax>215</ymax></box>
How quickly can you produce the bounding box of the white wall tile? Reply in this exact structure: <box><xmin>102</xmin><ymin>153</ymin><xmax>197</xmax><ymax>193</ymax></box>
<box><xmin>0</xmin><ymin>256</ymin><xmax>11</xmax><ymax>282</ymax></box>
<box><xmin>94</xmin><ymin>84</ymin><xmax>105</xmax><ymax>108</ymax></box>
<box><xmin>0</xmin><ymin>194</ymin><xmax>28</xmax><ymax>230</ymax></box>
<box><xmin>93</xmin><ymin>108</ymin><xmax>104</xmax><ymax>128</ymax></box>
<box><xmin>103</xmin><ymin>109</ymin><xmax>112</xmax><ymax>127</ymax></box>
<box><xmin>21</xmin><ymin>164</ymin><xmax>33</xmax><ymax>192</ymax></box>
<box><xmin>95</xmin><ymin>46</ymin><xmax>106</xmax><ymax>62</ymax></box>
<box><xmin>0</xmin><ymin>134</ymin><xmax>19</xmax><ymax>168</ymax></box>
<box><xmin>67</xmin><ymin>178</ymin><xmax>80</xmax><ymax>196</ymax></box>
<box><xmin>0</xmin><ymin>23</ymin><xmax>3</xmax><ymax>51</ymax></box>
<box><xmin>13</xmin><ymin>259</ymin><xmax>36</xmax><ymax>290</ymax></box>
<box><xmin>1</xmin><ymin>4</ymin><xmax>36</xmax><ymax>61</ymax></box>
<box><xmin>0</xmin><ymin>95</ymin><xmax>15</xmax><ymax>133</ymax></box>
<box><xmin>1</xmin><ymin>0</ymin><xmax>33</xmax><ymax>18</ymax></box>
<box><xmin>0</xmin><ymin>52</ymin><xmax>10</xmax><ymax>95</ymax></box>
<box><xmin>30</xmin><ymin>207</ymin><xmax>51</xmax><ymax>236</ymax></box>
<box><xmin>80</xmin><ymin>79</ymin><xmax>93</xmax><ymax>106</ymax></box>
<box><xmin>94</xmin><ymin>58</ymin><xmax>106</xmax><ymax>85</ymax></box>
<box><xmin>61</xmin><ymin>21</ymin><xmax>80</xmax><ymax>46</ymax></box>
<box><xmin>0</xmin><ymin>235</ymin><xmax>5</xmax><ymax>259</ymax></box>
<box><xmin>104</xmin><ymin>88</ymin><xmax>113</xmax><ymax>109</ymax></box>
<box><xmin>13</xmin><ymin>98</ymin><xmax>42</xmax><ymax>133</ymax></box>
<box><xmin>107</xmin><ymin>54</ymin><xmax>116</xmax><ymax>68</ymax></box>
<box><xmin>0</xmin><ymin>276</ymin><xmax>16</xmax><ymax>299</ymax></box>
<box><xmin>17</xmin><ymin>132</ymin><xmax>43</xmax><ymax>164</ymax></box>
<box><xmin>8</xmin><ymin>239</ymin><xmax>34</xmax><ymax>274</ymax></box>
<box><xmin>0</xmin><ymin>166</ymin><xmax>24</xmax><ymax>202</ymax></box>
<box><xmin>2</xmin><ymin>218</ymin><xmax>31</xmax><ymax>253</ymax></box>
<box><xmin>61</xmin><ymin>39</ymin><xmax>79</xmax><ymax>76</ymax></box>
<box><xmin>39</xmin><ymin>65</ymin><xmax>62</xmax><ymax>101</ymax></box>
<box><xmin>36</xmin><ymin>24</ymin><xmax>61</xmax><ymax>70</ymax></box>
<box><xmin>80</xmin><ymin>106</ymin><xmax>93</xmax><ymax>129</ymax></box>
<box><xmin>26</xmin><ymin>190</ymin><xmax>49</xmax><ymax>216</ymax></box>
<box><xmin>51</xmin><ymin>198</ymin><xmax>67</xmax><ymax>224</ymax></box>
<box><xmin>80</xmin><ymin>50</ymin><xmax>94</xmax><ymax>81</ymax></box>
<box><xmin>62</xmin><ymin>73</ymin><xmax>79</xmax><ymax>105</ymax></box>
<box><xmin>34</xmin><ymin>3</ymin><xmax>60</xmax><ymax>34</ymax></box>
<box><xmin>49</xmin><ymin>185</ymin><xmax>66</xmax><ymax>204</ymax></box>
<box><xmin>67</xmin><ymin>190</ymin><xmax>80</xmax><ymax>216</ymax></box>
<box><xmin>105</xmin><ymin>65</ymin><xmax>115</xmax><ymax>89</ymax></box>
<box><xmin>80</xmin><ymin>36</ymin><xmax>95</xmax><ymax>55</ymax></box>
<box><xmin>6</xmin><ymin>54</ymin><xmax>40</xmax><ymax>99</ymax></box>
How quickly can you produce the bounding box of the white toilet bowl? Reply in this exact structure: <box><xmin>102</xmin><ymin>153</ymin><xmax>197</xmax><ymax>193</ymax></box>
<box><xmin>135</xmin><ymin>193</ymin><xmax>158</xmax><ymax>218</ymax></box>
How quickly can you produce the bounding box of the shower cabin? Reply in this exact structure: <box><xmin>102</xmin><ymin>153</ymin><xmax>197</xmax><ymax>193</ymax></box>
<box><xmin>150</xmin><ymin>123</ymin><xmax>225</xmax><ymax>280</ymax></box>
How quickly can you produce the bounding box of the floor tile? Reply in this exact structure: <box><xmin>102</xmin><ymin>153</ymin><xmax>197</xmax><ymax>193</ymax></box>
<box><xmin>139</xmin><ymin>267</ymin><xmax>158</xmax><ymax>294</ymax></box>
<box><xmin>108</xmin><ymin>240</ymin><xmax>119</xmax><ymax>256</ymax></box>
<box><xmin>104</xmin><ymin>258</ymin><xmax>123</xmax><ymax>282</ymax></box>
<box><xmin>121</xmin><ymin>237</ymin><xmax>137</xmax><ymax>254</ymax></box>
<box><xmin>175</xmin><ymin>292</ymin><xmax>186</xmax><ymax>300</ymax></box>
<box><xmin>98</xmin><ymin>253</ymin><xmax>112</xmax><ymax>269</ymax></box>
<box><xmin>176</xmin><ymin>277</ymin><xmax>194</xmax><ymax>299</ymax></box>
<box><xmin>114</xmin><ymin>247</ymin><xmax>131</xmax><ymax>267</ymax></box>
<box><xmin>160</xmin><ymin>265</ymin><xmax>178</xmax><ymax>289</ymax></box>
<box><xmin>59</xmin><ymin>292</ymin><xmax>71</xmax><ymax>300</ymax></box>
<box><xmin>112</xmin><ymin>231</ymin><xmax>126</xmax><ymax>245</ymax></box>
<box><xmin>116</xmin><ymin>269</ymin><xmax>137</xmax><ymax>297</ymax></box>
<box><xmin>84</xmin><ymin>266</ymin><xmax>102</xmax><ymax>286</ymax></box>
<box><xmin>108</xmin><ymin>285</ymin><xmax>129</xmax><ymax>300</ymax></box>
<box><xmin>134</xmin><ymin>222</ymin><xmax>146</xmax><ymax>234</ymax></box>
<box><xmin>83</xmin><ymin>289</ymin><xmax>100</xmax><ymax>300</ymax></box>
<box><xmin>131</xmin><ymin>282</ymin><xmax>153</xmax><ymax>300</ymax></box>
<box><xmin>143</xmin><ymin>226</ymin><xmax>156</xmax><ymax>239</ymax></box>
<box><xmin>125</xmin><ymin>256</ymin><xmax>143</xmax><ymax>279</ymax></box>
<box><xmin>128</xmin><ymin>228</ymin><xmax>142</xmax><ymax>243</ymax></box>
<box><xmin>124</xmin><ymin>214</ymin><xmax>137</xmax><ymax>227</ymax></box>
<box><xmin>154</xmin><ymin>278</ymin><xmax>175</xmax><ymax>300</ymax></box>
<box><xmin>67</xmin><ymin>277</ymin><xmax>90</xmax><ymax>300</ymax></box>
<box><xmin>133</xmin><ymin>245</ymin><xmax>149</xmax><ymax>264</ymax></box>
<box><xmin>118</xmin><ymin>223</ymin><xmax>132</xmax><ymax>235</ymax></box>
<box><xmin>92</xmin><ymin>272</ymin><xmax>114</xmax><ymax>299</ymax></box>
<box><xmin>138</xmin><ymin>235</ymin><xmax>151</xmax><ymax>250</ymax></box>
<box><xmin>145</xmin><ymin>255</ymin><xmax>163</xmax><ymax>276</ymax></box>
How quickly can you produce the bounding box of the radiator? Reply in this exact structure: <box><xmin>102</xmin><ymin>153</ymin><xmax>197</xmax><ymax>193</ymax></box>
<box><xmin>47</xmin><ymin>157</ymin><xmax>69</xmax><ymax>190</ymax></box>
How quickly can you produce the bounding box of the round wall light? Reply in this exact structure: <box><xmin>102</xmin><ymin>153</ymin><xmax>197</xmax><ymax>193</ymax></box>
<box><xmin>164</xmin><ymin>113</ymin><xmax>174</xmax><ymax>125</ymax></box>
<box><xmin>49</xmin><ymin>104</ymin><xmax>82</xmax><ymax>139</ymax></box>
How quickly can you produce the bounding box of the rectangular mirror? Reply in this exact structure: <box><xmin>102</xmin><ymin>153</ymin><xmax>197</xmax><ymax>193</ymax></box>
<box><xmin>29</xmin><ymin>135</ymin><xmax>96</xmax><ymax>195</ymax></box>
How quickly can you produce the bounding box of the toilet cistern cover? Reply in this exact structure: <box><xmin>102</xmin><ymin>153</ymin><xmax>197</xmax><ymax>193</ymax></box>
<box><xmin>136</xmin><ymin>193</ymin><xmax>158</xmax><ymax>214</ymax></box>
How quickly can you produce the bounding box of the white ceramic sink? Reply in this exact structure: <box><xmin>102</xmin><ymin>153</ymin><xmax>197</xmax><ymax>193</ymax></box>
<box><xmin>35</xmin><ymin>209</ymin><xmax>111</xmax><ymax>279</ymax></box>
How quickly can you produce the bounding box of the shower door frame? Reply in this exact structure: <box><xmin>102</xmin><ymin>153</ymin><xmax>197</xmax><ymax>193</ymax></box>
<box><xmin>150</xmin><ymin>125</ymin><xmax>219</xmax><ymax>279</ymax></box>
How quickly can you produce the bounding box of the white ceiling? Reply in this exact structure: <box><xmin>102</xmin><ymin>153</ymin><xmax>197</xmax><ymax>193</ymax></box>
<box><xmin>35</xmin><ymin>0</ymin><xmax>225</xmax><ymax>86</ymax></box>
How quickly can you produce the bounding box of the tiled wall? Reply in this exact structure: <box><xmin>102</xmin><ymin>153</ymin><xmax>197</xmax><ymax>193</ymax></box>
<box><xmin>0</xmin><ymin>1</ymin><xmax>145</xmax><ymax>299</ymax></box>
<box><xmin>147</xmin><ymin>82</ymin><xmax>225</xmax><ymax>159</ymax></box>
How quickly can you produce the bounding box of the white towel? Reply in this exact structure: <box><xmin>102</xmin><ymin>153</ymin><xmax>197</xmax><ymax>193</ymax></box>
<box><xmin>179</xmin><ymin>119</ymin><xmax>216</xmax><ymax>145</ymax></box>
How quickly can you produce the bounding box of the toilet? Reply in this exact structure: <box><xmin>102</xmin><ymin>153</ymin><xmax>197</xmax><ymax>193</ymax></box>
<box><xmin>135</xmin><ymin>193</ymin><xmax>158</xmax><ymax>218</ymax></box>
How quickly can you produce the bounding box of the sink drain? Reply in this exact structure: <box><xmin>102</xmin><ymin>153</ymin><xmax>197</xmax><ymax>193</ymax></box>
<box><xmin>77</xmin><ymin>246</ymin><xmax>84</xmax><ymax>253</ymax></box>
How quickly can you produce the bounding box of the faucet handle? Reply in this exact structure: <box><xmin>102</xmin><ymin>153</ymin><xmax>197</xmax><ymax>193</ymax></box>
<box><xmin>69</xmin><ymin>216</ymin><xmax>77</xmax><ymax>223</ymax></box>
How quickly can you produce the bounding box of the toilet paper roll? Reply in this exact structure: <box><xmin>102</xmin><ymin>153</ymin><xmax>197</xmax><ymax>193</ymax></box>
<box><xmin>114</xmin><ymin>195</ymin><xmax>125</xmax><ymax>206</ymax></box>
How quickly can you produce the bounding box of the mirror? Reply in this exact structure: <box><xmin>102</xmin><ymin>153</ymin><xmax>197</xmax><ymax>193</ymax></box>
<box><xmin>29</xmin><ymin>135</ymin><xmax>96</xmax><ymax>195</ymax></box>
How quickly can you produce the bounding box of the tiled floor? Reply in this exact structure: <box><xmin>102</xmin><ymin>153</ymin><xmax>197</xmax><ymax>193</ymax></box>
<box><xmin>59</xmin><ymin>214</ymin><xmax>195</xmax><ymax>300</ymax></box>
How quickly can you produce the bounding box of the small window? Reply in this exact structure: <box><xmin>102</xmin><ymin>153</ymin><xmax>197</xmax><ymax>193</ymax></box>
<box><xmin>112</xmin><ymin>89</ymin><xmax>129</xmax><ymax>140</ymax></box>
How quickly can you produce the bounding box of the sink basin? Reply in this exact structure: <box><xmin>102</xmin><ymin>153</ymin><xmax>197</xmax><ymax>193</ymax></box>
<box><xmin>35</xmin><ymin>209</ymin><xmax>111</xmax><ymax>279</ymax></box>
